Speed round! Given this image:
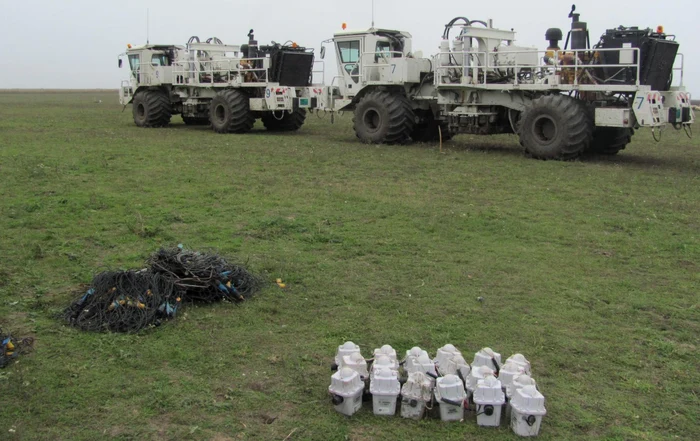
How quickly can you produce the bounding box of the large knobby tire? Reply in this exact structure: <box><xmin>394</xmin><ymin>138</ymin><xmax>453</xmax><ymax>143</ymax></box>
<box><xmin>590</xmin><ymin>127</ymin><xmax>634</xmax><ymax>155</ymax></box>
<box><xmin>210</xmin><ymin>89</ymin><xmax>255</xmax><ymax>134</ymax></box>
<box><xmin>411</xmin><ymin>110</ymin><xmax>453</xmax><ymax>142</ymax></box>
<box><xmin>261</xmin><ymin>109</ymin><xmax>306</xmax><ymax>132</ymax></box>
<box><xmin>353</xmin><ymin>90</ymin><xmax>414</xmax><ymax>144</ymax></box>
<box><xmin>518</xmin><ymin>95</ymin><xmax>592</xmax><ymax>160</ymax></box>
<box><xmin>182</xmin><ymin>116</ymin><xmax>210</xmax><ymax>126</ymax></box>
<box><xmin>132</xmin><ymin>90</ymin><xmax>172</xmax><ymax>128</ymax></box>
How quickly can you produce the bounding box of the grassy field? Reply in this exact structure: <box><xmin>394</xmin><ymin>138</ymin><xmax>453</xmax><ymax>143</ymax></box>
<box><xmin>0</xmin><ymin>91</ymin><xmax>698</xmax><ymax>441</ymax></box>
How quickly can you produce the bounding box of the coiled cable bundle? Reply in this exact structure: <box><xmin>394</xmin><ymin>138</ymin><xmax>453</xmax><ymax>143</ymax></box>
<box><xmin>64</xmin><ymin>247</ymin><xmax>263</xmax><ymax>333</ymax></box>
<box><xmin>148</xmin><ymin>247</ymin><xmax>263</xmax><ymax>303</ymax></box>
<box><xmin>64</xmin><ymin>270</ymin><xmax>181</xmax><ymax>333</ymax></box>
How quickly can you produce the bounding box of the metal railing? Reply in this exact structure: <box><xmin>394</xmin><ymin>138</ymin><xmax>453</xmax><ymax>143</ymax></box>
<box><xmin>312</xmin><ymin>60</ymin><xmax>325</xmax><ymax>84</ymax></box>
<box><xmin>672</xmin><ymin>53</ymin><xmax>685</xmax><ymax>87</ymax></box>
<box><xmin>120</xmin><ymin>80</ymin><xmax>133</xmax><ymax>103</ymax></box>
<box><xmin>434</xmin><ymin>47</ymin><xmax>645</xmax><ymax>88</ymax></box>
<box><xmin>359</xmin><ymin>51</ymin><xmax>405</xmax><ymax>84</ymax></box>
<box><xmin>171</xmin><ymin>57</ymin><xmax>270</xmax><ymax>86</ymax></box>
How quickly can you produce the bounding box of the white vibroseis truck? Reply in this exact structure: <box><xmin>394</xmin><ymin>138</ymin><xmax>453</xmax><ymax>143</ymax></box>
<box><xmin>118</xmin><ymin>31</ymin><xmax>322</xmax><ymax>133</ymax></box>
<box><xmin>319</xmin><ymin>5</ymin><xmax>694</xmax><ymax>159</ymax></box>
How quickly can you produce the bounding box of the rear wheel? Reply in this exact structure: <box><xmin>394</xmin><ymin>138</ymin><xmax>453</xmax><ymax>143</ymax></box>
<box><xmin>518</xmin><ymin>94</ymin><xmax>592</xmax><ymax>160</ymax></box>
<box><xmin>590</xmin><ymin>127</ymin><xmax>634</xmax><ymax>155</ymax></box>
<box><xmin>182</xmin><ymin>116</ymin><xmax>210</xmax><ymax>126</ymax></box>
<box><xmin>210</xmin><ymin>89</ymin><xmax>255</xmax><ymax>134</ymax></box>
<box><xmin>353</xmin><ymin>90</ymin><xmax>414</xmax><ymax>144</ymax></box>
<box><xmin>261</xmin><ymin>109</ymin><xmax>306</xmax><ymax>132</ymax></box>
<box><xmin>132</xmin><ymin>90</ymin><xmax>172</xmax><ymax>127</ymax></box>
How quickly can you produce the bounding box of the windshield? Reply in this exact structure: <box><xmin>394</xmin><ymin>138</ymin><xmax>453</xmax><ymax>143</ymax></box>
<box><xmin>128</xmin><ymin>54</ymin><xmax>140</xmax><ymax>71</ymax></box>
<box><xmin>337</xmin><ymin>40</ymin><xmax>360</xmax><ymax>63</ymax></box>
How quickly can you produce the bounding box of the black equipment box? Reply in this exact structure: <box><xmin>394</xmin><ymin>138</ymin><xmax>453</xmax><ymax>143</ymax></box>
<box><xmin>266</xmin><ymin>47</ymin><xmax>315</xmax><ymax>87</ymax></box>
<box><xmin>597</xmin><ymin>27</ymin><xmax>678</xmax><ymax>91</ymax></box>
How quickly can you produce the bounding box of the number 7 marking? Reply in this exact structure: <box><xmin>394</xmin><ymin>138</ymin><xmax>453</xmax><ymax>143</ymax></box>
<box><xmin>636</xmin><ymin>97</ymin><xmax>644</xmax><ymax>109</ymax></box>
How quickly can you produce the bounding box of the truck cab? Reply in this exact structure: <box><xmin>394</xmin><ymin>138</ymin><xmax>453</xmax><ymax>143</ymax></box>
<box><xmin>119</xmin><ymin>45</ymin><xmax>182</xmax><ymax>105</ymax></box>
<box><xmin>331</xmin><ymin>28</ymin><xmax>431</xmax><ymax>102</ymax></box>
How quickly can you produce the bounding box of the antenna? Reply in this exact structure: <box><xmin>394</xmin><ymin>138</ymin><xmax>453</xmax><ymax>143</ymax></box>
<box><xmin>371</xmin><ymin>0</ymin><xmax>375</xmax><ymax>28</ymax></box>
<box><xmin>147</xmin><ymin>8</ymin><xmax>150</xmax><ymax>44</ymax></box>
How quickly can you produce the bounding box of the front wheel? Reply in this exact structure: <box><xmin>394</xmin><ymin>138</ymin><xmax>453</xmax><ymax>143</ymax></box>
<box><xmin>132</xmin><ymin>90</ymin><xmax>172</xmax><ymax>128</ymax></box>
<box><xmin>518</xmin><ymin>94</ymin><xmax>592</xmax><ymax>160</ymax></box>
<box><xmin>353</xmin><ymin>90</ymin><xmax>415</xmax><ymax>144</ymax></box>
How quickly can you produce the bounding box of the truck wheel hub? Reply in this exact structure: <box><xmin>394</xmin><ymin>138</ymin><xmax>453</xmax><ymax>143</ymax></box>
<box><xmin>214</xmin><ymin>104</ymin><xmax>226</xmax><ymax>123</ymax></box>
<box><xmin>533</xmin><ymin>115</ymin><xmax>557</xmax><ymax>143</ymax></box>
<box><xmin>363</xmin><ymin>109</ymin><xmax>381</xmax><ymax>132</ymax></box>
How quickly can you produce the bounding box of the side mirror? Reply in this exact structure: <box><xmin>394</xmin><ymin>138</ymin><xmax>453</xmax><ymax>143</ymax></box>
<box><xmin>320</xmin><ymin>46</ymin><xmax>326</xmax><ymax>60</ymax></box>
<box><xmin>118</xmin><ymin>58</ymin><xmax>123</xmax><ymax>68</ymax></box>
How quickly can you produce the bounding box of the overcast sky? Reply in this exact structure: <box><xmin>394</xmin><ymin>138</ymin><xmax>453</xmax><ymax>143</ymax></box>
<box><xmin>1</xmin><ymin>0</ymin><xmax>697</xmax><ymax>93</ymax></box>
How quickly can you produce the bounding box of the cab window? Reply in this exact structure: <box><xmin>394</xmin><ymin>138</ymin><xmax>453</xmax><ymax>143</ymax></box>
<box><xmin>376</xmin><ymin>41</ymin><xmax>391</xmax><ymax>57</ymax></box>
<box><xmin>151</xmin><ymin>53</ymin><xmax>169</xmax><ymax>66</ymax></box>
<box><xmin>128</xmin><ymin>54</ymin><xmax>141</xmax><ymax>80</ymax></box>
<box><xmin>337</xmin><ymin>40</ymin><xmax>360</xmax><ymax>63</ymax></box>
<box><xmin>375</xmin><ymin>41</ymin><xmax>394</xmax><ymax>62</ymax></box>
<box><xmin>128</xmin><ymin>54</ymin><xmax>140</xmax><ymax>72</ymax></box>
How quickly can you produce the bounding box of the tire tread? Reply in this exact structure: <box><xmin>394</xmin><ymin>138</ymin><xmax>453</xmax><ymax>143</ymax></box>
<box><xmin>353</xmin><ymin>90</ymin><xmax>415</xmax><ymax>144</ymax></box>
<box><xmin>518</xmin><ymin>94</ymin><xmax>592</xmax><ymax>160</ymax></box>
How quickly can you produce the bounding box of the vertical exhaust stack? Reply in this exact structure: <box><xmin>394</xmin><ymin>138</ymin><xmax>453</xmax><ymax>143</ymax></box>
<box><xmin>246</xmin><ymin>29</ymin><xmax>258</xmax><ymax>59</ymax></box>
<box><xmin>565</xmin><ymin>4</ymin><xmax>589</xmax><ymax>50</ymax></box>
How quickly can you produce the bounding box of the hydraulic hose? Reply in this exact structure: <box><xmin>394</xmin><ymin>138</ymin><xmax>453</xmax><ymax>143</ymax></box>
<box><xmin>443</xmin><ymin>17</ymin><xmax>470</xmax><ymax>40</ymax></box>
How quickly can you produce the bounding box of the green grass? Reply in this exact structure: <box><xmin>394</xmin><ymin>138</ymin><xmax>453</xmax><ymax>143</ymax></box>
<box><xmin>0</xmin><ymin>91</ymin><xmax>698</xmax><ymax>441</ymax></box>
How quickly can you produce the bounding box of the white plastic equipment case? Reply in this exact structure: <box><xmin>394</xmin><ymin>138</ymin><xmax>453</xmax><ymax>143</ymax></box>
<box><xmin>340</xmin><ymin>352</ymin><xmax>369</xmax><ymax>379</ymax></box>
<box><xmin>335</xmin><ymin>341</ymin><xmax>361</xmax><ymax>366</ymax></box>
<box><xmin>472</xmin><ymin>347</ymin><xmax>502</xmax><ymax>371</ymax></box>
<box><xmin>507</xmin><ymin>373</ymin><xmax>537</xmax><ymax>400</ymax></box>
<box><xmin>405</xmin><ymin>352</ymin><xmax>438</xmax><ymax>381</ymax></box>
<box><xmin>434</xmin><ymin>374</ymin><xmax>467</xmax><ymax>421</ymax></box>
<box><xmin>467</xmin><ymin>365</ymin><xmax>495</xmax><ymax>398</ymax></box>
<box><xmin>473</xmin><ymin>376</ymin><xmax>506</xmax><ymax>427</ymax></box>
<box><xmin>505</xmin><ymin>373</ymin><xmax>537</xmax><ymax>423</ymax></box>
<box><xmin>438</xmin><ymin>353</ymin><xmax>471</xmax><ymax>381</ymax></box>
<box><xmin>510</xmin><ymin>385</ymin><xmax>546</xmax><ymax>437</ymax></box>
<box><xmin>499</xmin><ymin>361</ymin><xmax>526</xmax><ymax>394</ymax></box>
<box><xmin>373</xmin><ymin>345</ymin><xmax>399</xmax><ymax>370</ymax></box>
<box><xmin>506</xmin><ymin>353</ymin><xmax>531</xmax><ymax>375</ymax></box>
<box><xmin>370</xmin><ymin>355</ymin><xmax>398</xmax><ymax>379</ymax></box>
<box><xmin>404</xmin><ymin>347</ymin><xmax>429</xmax><ymax>373</ymax></box>
<box><xmin>434</xmin><ymin>344</ymin><xmax>462</xmax><ymax>371</ymax></box>
<box><xmin>369</xmin><ymin>367</ymin><xmax>401</xmax><ymax>416</ymax></box>
<box><xmin>400</xmin><ymin>372</ymin><xmax>433</xmax><ymax>420</ymax></box>
<box><xmin>329</xmin><ymin>367</ymin><xmax>364</xmax><ymax>416</ymax></box>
